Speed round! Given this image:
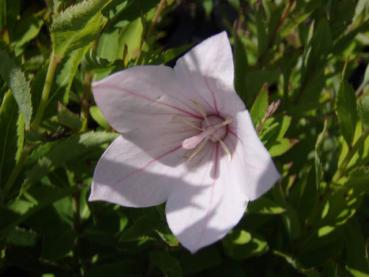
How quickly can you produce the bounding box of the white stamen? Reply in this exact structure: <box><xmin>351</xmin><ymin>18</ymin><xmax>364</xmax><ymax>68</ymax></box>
<box><xmin>186</xmin><ymin>138</ymin><xmax>208</xmax><ymax>162</ymax></box>
<box><xmin>177</xmin><ymin>116</ymin><xmax>202</xmax><ymax>131</ymax></box>
<box><xmin>191</xmin><ymin>100</ymin><xmax>209</xmax><ymax>124</ymax></box>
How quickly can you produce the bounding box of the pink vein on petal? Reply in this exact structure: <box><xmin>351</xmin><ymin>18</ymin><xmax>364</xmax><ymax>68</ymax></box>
<box><xmin>116</xmin><ymin>145</ymin><xmax>183</xmax><ymax>183</ymax></box>
<box><xmin>229</xmin><ymin>129</ymin><xmax>241</xmax><ymax>142</ymax></box>
<box><xmin>94</xmin><ymin>83</ymin><xmax>203</xmax><ymax>119</ymax></box>
<box><xmin>196</xmin><ymin>143</ymin><xmax>220</xmax><ymax>247</ymax></box>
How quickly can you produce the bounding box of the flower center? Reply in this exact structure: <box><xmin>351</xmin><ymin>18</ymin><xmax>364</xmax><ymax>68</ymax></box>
<box><xmin>201</xmin><ymin>115</ymin><xmax>228</xmax><ymax>143</ymax></box>
<box><xmin>181</xmin><ymin>113</ymin><xmax>232</xmax><ymax>162</ymax></box>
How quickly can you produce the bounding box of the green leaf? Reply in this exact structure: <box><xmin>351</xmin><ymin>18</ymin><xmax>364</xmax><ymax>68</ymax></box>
<box><xmin>248</xmin><ymin>197</ymin><xmax>285</xmax><ymax>215</ymax></box>
<box><xmin>97</xmin><ymin>17</ymin><xmax>143</xmax><ymax>64</ymax></box>
<box><xmin>0</xmin><ymin>0</ymin><xmax>6</xmax><ymax>30</ymax></box>
<box><xmin>310</xmin><ymin>19</ymin><xmax>332</xmax><ymax>60</ymax></box>
<box><xmin>119</xmin><ymin>213</ymin><xmax>160</xmax><ymax>242</ymax></box>
<box><xmin>273</xmin><ymin>250</ymin><xmax>320</xmax><ymax>277</ymax></box>
<box><xmin>52</xmin><ymin>46</ymin><xmax>90</xmax><ymax>106</ymax></box>
<box><xmin>329</xmin><ymin>0</ymin><xmax>356</xmax><ymax>39</ymax></box>
<box><xmin>27</xmin><ymin>206</ymin><xmax>74</xmax><ymax>260</ymax></box>
<box><xmin>234</xmin><ymin>35</ymin><xmax>248</xmax><ymax>100</ymax></box>
<box><xmin>317</xmin><ymin>169</ymin><xmax>369</xmax><ymax>231</ymax></box>
<box><xmin>50</xmin><ymin>0</ymin><xmax>111</xmax><ymax>57</ymax></box>
<box><xmin>11</xmin><ymin>14</ymin><xmax>43</xmax><ymax>55</ymax></box>
<box><xmin>26</xmin><ymin>131</ymin><xmax>117</xmax><ymax>185</ymax></box>
<box><xmin>244</xmin><ymin>69</ymin><xmax>278</xmax><ymax>107</ymax></box>
<box><xmin>250</xmin><ymin>87</ymin><xmax>268</xmax><ymax>126</ymax></box>
<box><xmin>262</xmin><ymin>115</ymin><xmax>293</xmax><ymax>156</ymax></box>
<box><xmin>255</xmin><ymin>10</ymin><xmax>268</xmax><ymax>58</ymax></box>
<box><xmin>108</xmin><ymin>0</ymin><xmax>160</xmax><ymax>21</ymax></box>
<box><xmin>358</xmin><ymin>95</ymin><xmax>369</xmax><ymax>129</ymax></box>
<box><xmin>56</xmin><ymin>103</ymin><xmax>82</xmax><ymax>131</ymax></box>
<box><xmin>344</xmin><ymin>220</ymin><xmax>369</xmax><ymax>276</ymax></box>
<box><xmin>336</xmin><ymin>80</ymin><xmax>358</xmax><ymax>145</ymax></box>
<box><xmin>0</xmin><ymin>91</ymin><xmax>24</xmax><ymax>190</ymax></box>
<box><xmin>223</xmin><ymin>230</ymin><xmax>268</xmax><ymax>260</ymax></box>
<box><xmin>150</xmin><ymin>250</ymin><xmax>182</xmax><ymax>277</ymax></box>
<box><xmin>0</xmin><ymin>185</ymin><xmax>77</xmax><ymax>239</ymax></box>
<box><xmin>0</xmin><ymin>47</ymin><xmax>32</xmax><ymax>128</ymax></box>
<box><xmin>90</xmin><ymin>106</ymin><xmax>110</xmax><ymax>129</ymax></box>
<box><xmin>179</xmin><ymin>247</ymin><xmax>222</xmax><ymax>275</ymax></box>
<box><xmin>314</xmin><ymin>121</ymin><xmax>328</xmax><ymax>188</ymax></box>
<box><xmin>86</xmin><ymin>261</ymin><xmax>141</xmax><ymax>277</ymax></box>
<box><xmin>269</xmin><ymin>138</ymin><xmax>293</xmax><ymax>157</ymax></box>
<box><xmin>5</xmin><ymin>226</ymin><xmax>37</xmax><ymax>247</ymax></box>
<box><xmin>282</xmin><ymin>206</ymin><xmax>302</xmax><ymax>240</ymax></box>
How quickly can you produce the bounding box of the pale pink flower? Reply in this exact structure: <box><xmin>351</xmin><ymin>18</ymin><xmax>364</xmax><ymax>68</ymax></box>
<box><xmin>89</xmin><ymin>32</ymin><xmax>280</xmax><ymax>253</ymax></box>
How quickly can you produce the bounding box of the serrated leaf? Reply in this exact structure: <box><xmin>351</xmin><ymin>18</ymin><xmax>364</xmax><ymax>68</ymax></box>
<box><xmin>5</xmin><ymin>226</ymin><xmax>37</xmax><ymax>247</ymax></box>
<box><xmin>50</xmin><ymin>0</ymin><xmax>111</xmax><ymax>57</ymax></box>
<box><xmin>0</xmin><ymin>47</ymin><xmax>32</xmax><ymax>128</ymax></box>
<box><xmin>336</xmin><ymin>81</ymin><xmax>358</xmax><ymax>145</ymax></box>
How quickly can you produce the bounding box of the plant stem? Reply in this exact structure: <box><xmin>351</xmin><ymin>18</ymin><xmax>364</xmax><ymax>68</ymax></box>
<box><xmin>2</xmin><ymin>145</ymin><xmax>31</xmax><ymax>201</ymax></box>
<box><xmin>32</xmin><ymin>51</ymin><xmax>61</xmax><ymax>131</ymax></box>
<box><xmin>148</xmin><ymin>0</ymin><xmax>166</xmax><ymax>35</ymax></box>
<box><xmin>81</xmin><ymin>72</ymin><xmax>93</xmax><ymax>132</ymax></box>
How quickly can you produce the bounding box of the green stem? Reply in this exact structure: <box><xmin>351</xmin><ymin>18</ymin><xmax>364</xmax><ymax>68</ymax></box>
<box><xmin>32</xmin><ymin>51</ymin><xmax>61</xmax><ymax>131</ymax></box>
<box><xmin>80</xmin><ymin>72</ymin><xmax>93</xmax><ymax>132</ymax></box>
<box><xmin>2</xmin><ymin>145</ymin><xmax>31</xmax><ymax>203</ymax></box>
<box><xmin>333</xmin><ymin>129</ymin><xmax>369</xmax><ymax>182</ymax></box>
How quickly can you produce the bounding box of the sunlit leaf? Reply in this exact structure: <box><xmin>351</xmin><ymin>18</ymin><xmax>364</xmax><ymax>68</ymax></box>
<box><xmin>50</xmin><ymin>0</ymin><xmax>111</xmax><ymax>57</ymax></box>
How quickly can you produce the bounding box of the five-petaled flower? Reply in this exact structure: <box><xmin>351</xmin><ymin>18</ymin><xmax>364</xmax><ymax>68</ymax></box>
<box><xmin>89</xmin><ymin>32</ymin><xmax>280</xmax><ymax>253</ymax></box>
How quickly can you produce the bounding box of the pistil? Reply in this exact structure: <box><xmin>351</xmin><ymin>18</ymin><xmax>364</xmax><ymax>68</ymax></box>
<box><xmin>182</xmin><ymin>114</ymin><xmax>232</xmax><ymax>161</ymax></box>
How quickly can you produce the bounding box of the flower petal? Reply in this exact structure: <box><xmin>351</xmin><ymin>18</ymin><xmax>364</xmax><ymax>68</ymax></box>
<box><xmin>90</xmin><ymin>135</ymin><xmax>189</xmax><ymax>207</ymax></box>
<box><xmin>229</xmin><ymin>110</ymin><xmax>280</xmax><ymax>201</ymax></box>
<box><xmin>175</xmin><ymin>31</ymin><xmax>234</xmax><ymax>90</ymax></box>
<box><xmin>165</xmin><ymin>144</ymin><xmax>248</xmax><ymax>253</ymax></box>
<box><xmin>93</xmin><ymin>65</ymin><xmax>202</xmax><ymax>134</ymax></box>
<box><xmin>174</xmin><ymin>32</ymin><xmax>245</xmax><ymax>116</ymax></box>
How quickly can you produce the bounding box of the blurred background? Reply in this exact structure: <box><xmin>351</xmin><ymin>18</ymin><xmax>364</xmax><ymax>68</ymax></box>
<box><xmin>0</xmin><ymin>0</ymin><xmax>369</xmax><ymax>276</ymax></box>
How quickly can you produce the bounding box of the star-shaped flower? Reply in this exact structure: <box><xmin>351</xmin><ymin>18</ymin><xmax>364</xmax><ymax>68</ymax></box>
<box><xmin>89</xmin><ymin>32</ymin><xmax>280</xmax><ymax>253</ymax></box>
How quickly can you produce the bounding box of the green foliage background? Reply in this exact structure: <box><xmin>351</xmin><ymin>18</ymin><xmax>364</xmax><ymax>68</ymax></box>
<box><xmin>0</xmin><ymin>0</ymin><xmax>369</xmax><ymax>276</ymax></box>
